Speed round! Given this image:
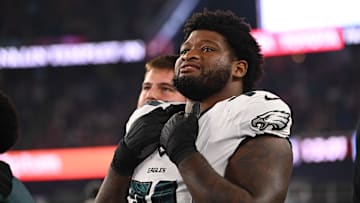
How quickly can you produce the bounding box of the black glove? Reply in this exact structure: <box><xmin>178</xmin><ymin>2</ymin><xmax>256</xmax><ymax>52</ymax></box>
<box><xmin>111</xmin><ymin>104</ymin><xmax>184</xmax><ymax>176</ymax></box>
<box><xmin>160</xmin><ymin>103</ymin><xmax>200</xmax><ymax>166</ymax></box>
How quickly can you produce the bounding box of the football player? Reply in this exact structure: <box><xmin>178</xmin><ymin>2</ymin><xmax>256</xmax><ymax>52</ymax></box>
<box><xmin>96</xmin><ymin>9</ymin><xmax>293</xmax><ymax>203</ymax></box>
<box><xmin>137</xmin><ymin>54</ymin><xmax>186</xmax><ymax>107</ymax></box>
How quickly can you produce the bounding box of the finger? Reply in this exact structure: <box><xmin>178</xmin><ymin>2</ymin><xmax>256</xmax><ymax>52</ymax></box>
<box><xmin>190</xmin><ymin>102</ymin><xmax>200</xmax><ymax>116</ymax></box>
<box><xmin>166</xmin><ymin>104</ymin><xmax>185</xmax><ymax>115</ymax></box>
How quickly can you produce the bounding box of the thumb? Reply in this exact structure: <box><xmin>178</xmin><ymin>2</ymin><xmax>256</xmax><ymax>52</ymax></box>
<box><xmin>185</xmin><ymin>102</ymin><xmax>200</xmax><ymax>118</ymax></box>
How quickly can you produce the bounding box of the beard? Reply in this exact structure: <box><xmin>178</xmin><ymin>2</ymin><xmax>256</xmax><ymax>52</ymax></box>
<box><xmin>173</xmin><ymin>67</ymin><xmax>231</xmax><ymax>102</ymax></box>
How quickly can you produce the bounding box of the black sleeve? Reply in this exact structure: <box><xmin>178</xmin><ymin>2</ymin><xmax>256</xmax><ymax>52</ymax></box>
<box><xmin>0</xmin><ymin>161</ymin><xmax>13</xmax><ymax>199</ymax></box>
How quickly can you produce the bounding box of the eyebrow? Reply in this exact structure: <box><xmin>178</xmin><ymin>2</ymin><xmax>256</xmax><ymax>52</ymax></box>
<box><xmin>158</xmin><ymin>83</ymin><xmax>175</xmax><ymax>87</ymax></box>
<box><xmin>143</xmin><ymin>82</ymin><xmax>174</xmax><ymax>86</ymax></box>
<box><xmin>182</xmin><ymin>39</ymin><xmax>219</xmax><ymax>47</ymax></box>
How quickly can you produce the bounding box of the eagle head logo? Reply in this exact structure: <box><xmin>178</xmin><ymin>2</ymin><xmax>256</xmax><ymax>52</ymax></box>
<box><xmin>251</xmin><ymin>110</ymin><xmax>290</xmax><ymax>131</ymax></box>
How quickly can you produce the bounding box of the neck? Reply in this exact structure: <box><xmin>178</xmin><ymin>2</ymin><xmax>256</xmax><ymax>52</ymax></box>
<box><xmin>185</xmin><ymin>81</ymin><xmax>243</xmax><ymax>114</ymax></box>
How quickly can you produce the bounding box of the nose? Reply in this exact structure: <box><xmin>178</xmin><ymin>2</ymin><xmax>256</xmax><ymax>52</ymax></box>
<box><xmin>145</xmin><ymin>88</ymin><xmax>159</xmax><ymax>101</ymax></box>
<box><xmin>181</xmin><ymin>48</ymin><xmax>200</xmax><ymax>61</ymax></box>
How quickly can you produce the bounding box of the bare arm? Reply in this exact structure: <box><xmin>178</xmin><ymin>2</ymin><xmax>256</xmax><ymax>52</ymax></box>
<box><xmin>177</xmin><ymin>135</ymin><xmax>293</xmax><ymax>203</ymax></box>
<box><xmin>95</xmin><ymin>168</ymin><xmax>131</xmax><ymax>203</ymax></box>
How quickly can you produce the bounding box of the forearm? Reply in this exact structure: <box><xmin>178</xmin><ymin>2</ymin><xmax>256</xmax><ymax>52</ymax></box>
<box><xmin>178</xmin><ymin>152</ymin><xmax>252</xmax><ymax>203</ymax></box>
<box><xmin>95</xmin><ymin>168</ymin><xmax>131</xmax><ymax>203</ymax></box>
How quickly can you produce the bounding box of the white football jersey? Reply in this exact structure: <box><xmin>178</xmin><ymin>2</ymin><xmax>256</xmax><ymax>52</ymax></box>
<box><xmin>126</xmin><ymin>91</ymin><xmax>292</xmax><ymax>203</ymax></box>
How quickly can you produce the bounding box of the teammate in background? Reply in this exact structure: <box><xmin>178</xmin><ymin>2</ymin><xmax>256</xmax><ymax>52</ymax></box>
<box><xmin>353</xmin><ymin>120</ymin><xmax>360</xmax><ymax>202</ymax></box>
<box><xmin>137</xmin><ymin>54</ymin><xmax>186</xmax><ymax>107</ymax></box>
<box><xmin>0</xmin><ymin>91</ymin><xmax>36</xmax><ymax>203</ymax></box>
<box><xmin>96</xmin><ymin>9</ymin><xmax>293</xmax><ymax>203</ymax></box>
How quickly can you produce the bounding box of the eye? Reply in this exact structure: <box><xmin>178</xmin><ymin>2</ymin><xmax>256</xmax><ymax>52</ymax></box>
<box><xmin>161</xmin><ymin>86</ymin><xmax>175</xmax><ymax>92</ymax></box>
<box><xmin>162</xmin><ymin>87</ymin><xmax>171</xmax><ymax>92</ymax></box>
<box><xmin>180</xmin><ymin>48</ymin><xmax>189</xmax><ymax>55</ymax></box>
<box><xmin>142</xmin><ymin>84</ymin><xmax>151</xmax><ymax>90</ymax></box>
<box><xmin>202</xmin><ymin>46</ymin><xmax>215</xmax><ymax>52</ymax></box>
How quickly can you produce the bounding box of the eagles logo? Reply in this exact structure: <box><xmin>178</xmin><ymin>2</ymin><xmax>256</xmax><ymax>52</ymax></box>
<box><xmin>251</xmin><ymin>110</ymin><xmax>290</xmax><ymax>131</ymax></box>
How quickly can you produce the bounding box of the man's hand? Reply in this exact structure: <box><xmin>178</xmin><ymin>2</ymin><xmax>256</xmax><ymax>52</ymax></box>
<box><xmin>160</xmin><ymin>103</ymin><xmax>200</xmax><ymax>166</ymax></box>
<box><xmin>111</xmin><ymin>104</ymin><xmax>184</xmax><ymax>176</ymax></box>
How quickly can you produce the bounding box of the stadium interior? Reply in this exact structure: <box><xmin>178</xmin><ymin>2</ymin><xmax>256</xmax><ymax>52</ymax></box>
<box><xmin>0</xmin><ymin>0</ymin><xmax>359</xmax><ymax>202</ymax></box>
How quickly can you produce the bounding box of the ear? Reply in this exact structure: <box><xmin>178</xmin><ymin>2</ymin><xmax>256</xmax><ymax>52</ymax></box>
<box><xmin>232</xmin><ymin>60</ymin><xmax>248</xmax><ymax>79</ymax></box>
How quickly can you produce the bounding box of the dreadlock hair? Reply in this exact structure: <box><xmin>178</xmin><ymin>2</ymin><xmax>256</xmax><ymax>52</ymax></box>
<box><xmin>182</xmin><ymin>9</ymin><xmax>264</xmax><ymax>92</ymax></box>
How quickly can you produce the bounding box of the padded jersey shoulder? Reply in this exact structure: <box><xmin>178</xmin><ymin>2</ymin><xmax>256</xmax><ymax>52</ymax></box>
<box><xmin>225</xmin><ymin>90</ymin><xmax>292</xmax><ymax>138</ymax></box>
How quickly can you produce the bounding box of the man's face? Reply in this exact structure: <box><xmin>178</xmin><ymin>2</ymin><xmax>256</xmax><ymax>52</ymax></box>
<box><xmin>137</xmin><ymin>68</ymin><xmax>186</xmax><ymax>107</ymax></box>
<box><xmin>174</xmin><ymin>30</ymin><xmax>234</xmax><ymax>101</ymax></box>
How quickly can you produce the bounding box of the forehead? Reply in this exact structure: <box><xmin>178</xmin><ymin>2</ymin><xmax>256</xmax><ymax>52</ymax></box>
<box><xmin>144</xmin><ymin>68</ymin><xmax>174</xmax><ymax>83</ymax></box>
<box><xmin>182</xmin><ymin>30</ymin><xmax>227</xmax><ymax>47</ymax></box>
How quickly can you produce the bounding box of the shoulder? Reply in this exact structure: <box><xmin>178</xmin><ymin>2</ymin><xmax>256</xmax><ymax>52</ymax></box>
<box><xmin>0</xmin><ymin>162</ymin><xmax>35</xmax><ymax>203</ymax></box>
<box><xmin>225</xmin><ymin>90</ymin><xmax>292</xmax><ymax>138</ymax></box>
<box><xmin>229</xmin><ymin>90</ymin><xmax>290</xmax><ymax>110</ymax></box>
<box><xmin>227</xmin><ymin>90</ymin><xmax>291</xmax><ymax>115</ymax></box>
<box><xmin>7</xmin><ymin>177</ymin><xmax>35</xmax><ymax>203</ymax></box>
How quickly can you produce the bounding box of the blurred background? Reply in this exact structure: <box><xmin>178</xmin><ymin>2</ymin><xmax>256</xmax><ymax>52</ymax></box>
<box><xmin>0</xmin><ymin>0</ymin><xmax>359</xmax><ymax>202</ymax></box>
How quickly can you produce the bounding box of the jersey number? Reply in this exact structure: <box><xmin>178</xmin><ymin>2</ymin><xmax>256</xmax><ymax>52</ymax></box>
<box><xmin>128</xmin><ymin>180</ymin><xmax>178</xmax><ymax>203</ymax></box>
